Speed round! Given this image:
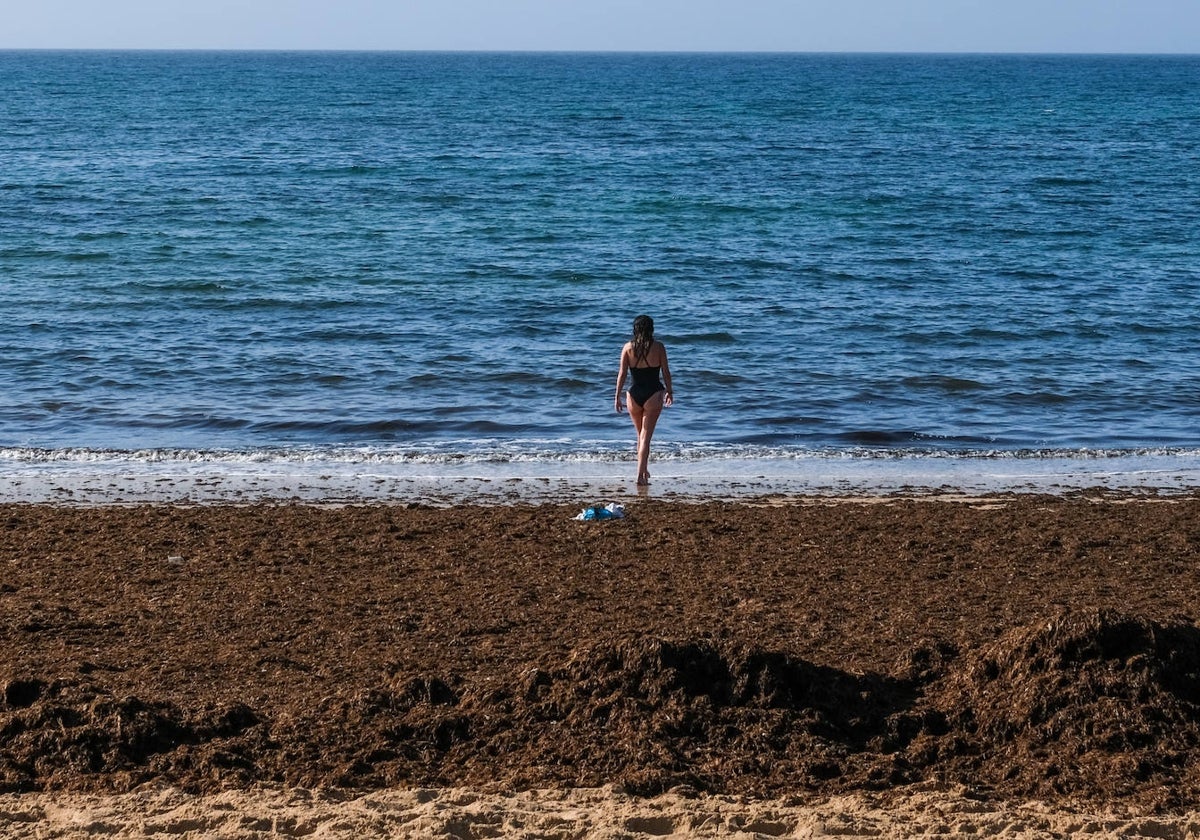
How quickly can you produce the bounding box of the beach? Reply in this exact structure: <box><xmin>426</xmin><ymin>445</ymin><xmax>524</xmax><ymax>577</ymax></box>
<box><xmin>3</xmin><ymin>495</ymin><xmax>1200</xmax><ymax>838</ymax></box>
<box><xmin>6</xmin><ymin>47</ymin><xmax>1200</xmax><ymax>839</ymax></box>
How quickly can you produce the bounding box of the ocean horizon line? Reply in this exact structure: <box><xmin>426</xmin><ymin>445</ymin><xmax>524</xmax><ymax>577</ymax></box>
<box><xmin>3</xmin><ymin>48</ymin><xmax>1198</xmax><ymax>57</ymax></box>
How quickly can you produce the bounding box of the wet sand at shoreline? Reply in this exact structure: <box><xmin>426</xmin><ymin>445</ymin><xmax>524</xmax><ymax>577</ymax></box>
<box><xmin>3</xmin><ymin>495</ymin><xmax>1200</xmax><ymax>837</ymax></box>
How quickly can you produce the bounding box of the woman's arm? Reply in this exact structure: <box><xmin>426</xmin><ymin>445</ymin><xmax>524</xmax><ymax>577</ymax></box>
<box><xmin>659</xmin><ymin>343</ymin><xmax>673</xmax><ymax>407</ymax></box>
<box><xmin>614</xmin><ymin>345</ymin><xmax>629</xmax><ymax>413</ymax></box>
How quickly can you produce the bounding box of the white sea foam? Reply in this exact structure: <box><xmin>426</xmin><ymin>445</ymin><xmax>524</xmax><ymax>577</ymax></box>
<box><xmin>4</xmin><ymin>443</ymin><xmax>1200</xmax><ymax>465</ymax></box>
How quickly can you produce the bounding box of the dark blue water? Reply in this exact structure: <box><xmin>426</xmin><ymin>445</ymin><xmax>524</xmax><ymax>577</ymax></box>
<box><xmin>2</xmin><ymin>51</ymin><xmax>1199</xmax><ymax>466</ymax></box>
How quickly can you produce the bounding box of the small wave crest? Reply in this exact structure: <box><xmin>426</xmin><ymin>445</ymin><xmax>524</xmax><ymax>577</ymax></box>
<box><xmin>4</xmin><ymin>443</ymin><xmax>1200</xmax><ymax>468</ymax></box>
<box><xmin>1030</xmin><ymin>176</ymin><xmax>1103</xmax><ymax>188</ymax></box>
<box><xmin>901</xmin><ymin>375</ymin><xmax>987</xmax><ymax>392</ymax></box>
<box><xmin>666</xmin><ymin>331</ymin><xmax>737</xmax><ymax>345</ymax></box>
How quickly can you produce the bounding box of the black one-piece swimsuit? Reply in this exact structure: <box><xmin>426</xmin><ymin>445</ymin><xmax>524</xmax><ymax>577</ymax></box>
<box><xmin>628</xmin><ymin>365</ymin><xmax>665</xmax><ymax>408</ymax></box>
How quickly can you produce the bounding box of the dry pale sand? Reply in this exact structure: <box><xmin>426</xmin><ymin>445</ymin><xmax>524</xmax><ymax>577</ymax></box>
<box><xmin>3</xmin><ymin>786</ymin><xmax>1200</xmax><ymax>839</ymax></box>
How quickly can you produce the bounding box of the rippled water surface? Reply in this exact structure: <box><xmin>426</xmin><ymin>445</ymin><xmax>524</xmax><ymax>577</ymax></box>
<box><xmin>2</xmin><ymin>52</ymin><xmax>1199</xmax><ymax>467</ymax></box>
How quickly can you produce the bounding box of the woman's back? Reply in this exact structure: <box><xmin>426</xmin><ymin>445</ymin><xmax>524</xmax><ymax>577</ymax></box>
<box><xmin>627</xmin><ymin>340</ymin><xmax>664</xmax><ymax>368</ymax></box>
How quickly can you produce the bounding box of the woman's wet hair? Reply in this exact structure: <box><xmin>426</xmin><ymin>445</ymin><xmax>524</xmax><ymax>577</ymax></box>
<box><xmin>631</xmin><ymin>315</ymin><xmax>654</xmax><ymax>364</ymax></box>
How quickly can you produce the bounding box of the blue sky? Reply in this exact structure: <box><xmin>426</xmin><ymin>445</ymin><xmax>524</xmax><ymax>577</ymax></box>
<box><xmin>4</xmin><ymin>0</ymin><xmax>1198</xmax><ymax>52</ymax></box>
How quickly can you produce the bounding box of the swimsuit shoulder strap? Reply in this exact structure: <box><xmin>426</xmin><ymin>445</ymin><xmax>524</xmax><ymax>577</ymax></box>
<box><xmin>633</xmin><ymin>340</ymin><xmax>656</xmax><ymax>367</ymax></box>
<box><xmin>645</xmin><ymin>342</ymin><xmax>659</xmax><ymax>367</ymax></box>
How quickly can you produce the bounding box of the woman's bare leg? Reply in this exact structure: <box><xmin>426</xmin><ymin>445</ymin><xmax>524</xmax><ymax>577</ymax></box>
<box><xmin>634</xmin><ymin>392</ymin><xmax>664</xmax><ymax>484</ymax></box>
<box><xmin>627</xmin><ymin>396</ymin><xmax>645</xmax><ymax>480</ymax></box>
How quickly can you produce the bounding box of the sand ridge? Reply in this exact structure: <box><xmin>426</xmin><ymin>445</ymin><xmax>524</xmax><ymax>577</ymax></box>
<box><xmin>3</xmin><ymin>785</ymin><xmax>1199</xmax><ymax>839</ymax></box>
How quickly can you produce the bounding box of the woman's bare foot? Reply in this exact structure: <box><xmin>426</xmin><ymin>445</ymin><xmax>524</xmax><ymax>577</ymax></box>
<box><xmin>637</xmin><ymin>470</ymin><xmax>650</xmax><ymax>486</ymax></box>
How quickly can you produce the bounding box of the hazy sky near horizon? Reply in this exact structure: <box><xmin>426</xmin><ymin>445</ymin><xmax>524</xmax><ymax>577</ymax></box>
<box><xmin>4</xmin><ymin>0</ymin><xmax>1198</xmax><ymax>53</ymax></box>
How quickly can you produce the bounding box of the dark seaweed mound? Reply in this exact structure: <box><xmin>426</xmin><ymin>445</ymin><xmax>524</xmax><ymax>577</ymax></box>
<box><xmin>6</xmin><ymin>610</ymin><xmax>1200</xmax><ymax>810</ymax></box>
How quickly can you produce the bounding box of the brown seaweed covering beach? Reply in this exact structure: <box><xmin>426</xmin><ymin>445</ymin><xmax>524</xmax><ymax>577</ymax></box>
<box><xmin>3</xmin><ymin>495</ymin><xmax>1200</xmax><ymax>836</ymax></box>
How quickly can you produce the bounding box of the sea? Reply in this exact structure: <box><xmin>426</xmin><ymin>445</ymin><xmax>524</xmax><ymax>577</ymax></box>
<box><xmin>2</xmin><ymin>51</ymin><xmax>1199</xmax><ymax>502</ymax></box>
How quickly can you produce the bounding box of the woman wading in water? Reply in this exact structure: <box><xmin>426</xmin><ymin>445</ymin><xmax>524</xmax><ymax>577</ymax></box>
<box><xmin>614</xmin><ymin>315</ymin><xmax>673</xmax><ymax>485</ymax></box>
